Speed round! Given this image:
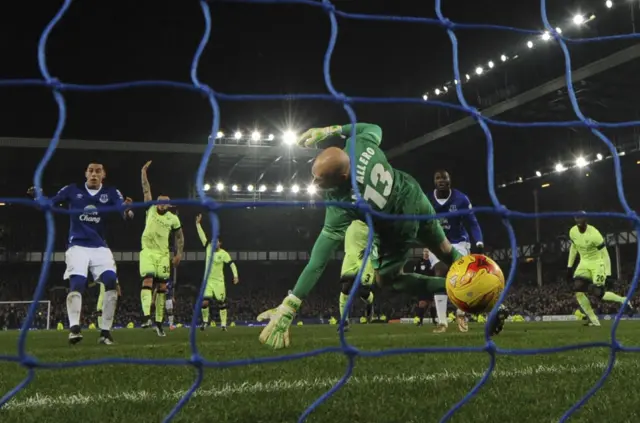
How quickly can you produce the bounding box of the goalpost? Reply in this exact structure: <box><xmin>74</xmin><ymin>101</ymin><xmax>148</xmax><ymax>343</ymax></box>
<box><xmin>0</xmin><ymin>300</ymin><xmax>52</xmax><ymax>330</ymax></box>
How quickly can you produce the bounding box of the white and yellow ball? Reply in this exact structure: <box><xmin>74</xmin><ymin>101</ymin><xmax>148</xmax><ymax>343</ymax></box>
<box><xmin>446</xmin><ymin>254</ymin><xmax>505</xmax><ymax>314</ymax></box>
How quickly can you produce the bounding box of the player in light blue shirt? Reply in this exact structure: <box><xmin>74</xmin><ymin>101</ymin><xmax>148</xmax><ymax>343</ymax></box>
<box><xmin>29</xmin><ymin>162</ymin><xmax>133</xmax><ymax>345</ymax></box>
<box><xmin>426</xmin><ymin>170</ymin><xmax>484</xmax><ymax>333</ymax></box>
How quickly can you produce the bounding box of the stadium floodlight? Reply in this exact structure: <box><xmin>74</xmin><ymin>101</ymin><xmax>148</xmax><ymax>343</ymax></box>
<box><xmin>251</xmin><ymin>131</ymin><xmax>261</xmax><ymax>141</ymax></box>
<box><xmin>575</xmin><ymin>157</ymin><xmax>588</xmax><ymax>168</ymax></box>
<box><xmin>465</xmin><ymin>74</ymin><xmax>471</xmax><ymax>81</ymax></box>
<box><xmin>573</xmin><ymin>14</ymin><xmax>585</xmax><ymax>25</ymax></box>
<box><xmin>422</xmin><ymin>94</ymin><xmax>428</xmax><ymax>101</ymax></box>
<box><xmin>555</xmin><ymin>27</ymin><xmax>562</xmax><ymax>34</ymax></box>
<box><xmin>216</xmin><ymin>131</ymin><xmax>224</xmax><ymax>139</ymax></box>
<box><xmin>487</xmin><ymin>61</ymin><xmax>494</xmax><ymax>69</ymax></box>
<box><xmin>258</xmin><ymin>184</ymin><xmax>267</xmax><ymax>192</ymax></box>
<box><xmin>231</xmin><ymin>184</ymin><xmax>239</xmax><ymax>192</ymax></box>
<box><xmin>596</xmin><ymin>153</ymin><xmax>603</xmax><ymax>160</ymax></box>
<box><xmin>234</xmin><ymin>131</ymin><xmax>242</xmax><ymax>140</ymax></box>
<box><xmin>268</xmin><ymin>133</ymin><xmax>274</xmax><ymax>141</ymax></box>
<box><xmin>443</xmin><ymin>86</ymin><xmax>448</xmax><ymax>92</ymax></box>
<box><xmin>435</xmin><ymin>88</ymin><xmax>441</xmax><ymax>95</ymax></box>
<box><xmin>307</xmin><ymin>184</ymin><xmax>317</xmax><ymax>195</ymax></box>
<box><xmin>453</xmin><ymin>79</ymin><xmax>459</xmax><ymax>85</ymax></box>
<box><xmin>526</xmin><ymin>41</ymin><xmax>534</xmax><ymax>49</ymax></box>
<box><xmin>619</xmin><ymin>151</ymin><xmax>626</xmax><ymax>156</ymax></box>
<box><xmin>275</xmin><ymin>184</ymin><xmax>284</xmax><ymax>193</ymax></box>
<box><xmin>555</xmin><ymin>163</ymin><xmax>566</xmax><ymax>172</ymax></box>
<box><xmin>535</xmin><ymin>170</ymin><xmax>542</xmax><ymax>177</ymax></box>
<box><xmin>291</xmin><ymin>184</ymin><xmax>300</xmax><ymax>194</ymax></box>
<box><xmin>475</xmin><ymin>67</ymin><xmax>483</xmax><ymax>75</ymax></box>
<box><xmin>203</xmin><ymin>183</ymin><xmax>211</xmax><ymax>192</ymax></box>
<box><xmin>283</xmin><ymin>130</ymin><xmax>296</xmax><ymax>145</ymax></box>
<box><xmin>605</xmin><ymin>0</ymin><xmax>613</xmax><ymax>8</ymax></box>
<box><xmin>247</xmin><ymin>184</ymin><xmax>255</xmax><ymax>192</ymax></box>
<box><xmin>500</xmin><ymin>54</ymin><xmax>507</xmax><ymax>62</ymax></box>
<box><xmin>541</xmin><ymin>183</ymin><xmax>551</xmax><ymax>188</ymax></box>
<box><xmin>541</xmin><ymin>31</ymin><xmax>551</xmax><ymax>41</ymax></box>
<box><xmin>216</xmin><ymin>182</ymin><xmax>224</xmax><ymax>192</ymax></box>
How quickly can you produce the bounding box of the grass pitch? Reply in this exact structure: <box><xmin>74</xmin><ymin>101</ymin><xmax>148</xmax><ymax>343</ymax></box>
<box><xmin>0</xmin><ymin>322</ymin><xmax>638</xmax><ymax>423</ymax></box>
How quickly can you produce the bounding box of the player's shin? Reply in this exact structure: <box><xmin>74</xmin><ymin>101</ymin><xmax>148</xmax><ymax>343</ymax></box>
<box><xmin>100</xmin><ymin>290</ymin><xmax>117</xmax><ymax>331</ymax></box>
<box><xmin>168</xmin><ymin>312</ymin><xmax>175</xmax><ymax>327</ymax></box>
<box><xmin>67</xmin><ymin>275</ymin><xmax>86</xmax><ymax>330</ymax></box>
<box><xmin>433</xmin><ymin>295</ymin><xmax>449</xmax><ymax>327</ymax></box>
<box><xmin>155</xmin><ymin>291</ymin><xmax>166</xmax><ymax>324</ymax></box>
<box><xmin>339</xmin><ymin>293</ymin><xmax>349</xmax><ymax>320</ymax></box>
<box><xmin>219</xmin><ymin>302</ymin><xmax>228</xmax><ymax>327</ymax></box>
<box><xmin>602</xmin><ymin>291</ymin><xmax>626</xmax><ymax>303</ymax></box>
<box><xmin>141</xmin><ymin>285</ymin><xmax>152</xmax><ymax>319</ymax></box>
<box><xmin>576</xmin><ymin>292</ymin><xmax>599</xmax><ymax>325</ymax></box>
<box><xmin>201</xmin><ymin>304</ymin><xmax>210</xmax><ymax>325</ymax></box>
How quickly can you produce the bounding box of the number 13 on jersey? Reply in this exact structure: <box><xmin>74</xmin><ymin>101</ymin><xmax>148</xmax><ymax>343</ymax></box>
<box><xmin>363</xmin><ymin>163</ymin><xmax>393</xmax><ymax>209</ymax></box>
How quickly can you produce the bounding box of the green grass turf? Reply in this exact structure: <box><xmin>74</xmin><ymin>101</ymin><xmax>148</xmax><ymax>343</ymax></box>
<box><xmin>0</xmin><ymin>322</ymin><xmax>638</xmax><ymax>423</ymax></box>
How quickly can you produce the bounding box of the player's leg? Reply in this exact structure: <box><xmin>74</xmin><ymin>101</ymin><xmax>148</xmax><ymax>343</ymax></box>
<box><xmin>91</xmin><ymin>247</ymin><xmax>119</xmax><ymax>344</ymax></box>
<box><xmin>359</xmin><ymin>261</ymin><xmax>375</xmax><ymax>322</ymax></box>
<box><xmin>338</xmin><ymin>242</ymin><xmax>365</xmax><ymax>330</ymax></box>
<box><xmin>153</xmin><ymin>257</ymin><xmax>170</xmax><ymax>336</ymax></box>
<box><xmin>213</xmin><ymin>283</ymin><xmax>228</xmax><ymax>330</ymax></box>
<box><xmin>573</xmin><ymin>264</ymin><xmax>599</xmax><ymax>326</ymax></box>
<box><xmin>96</xmin><ymin>282</ymin><xmax>105</xmax><ymax>328</ymax></box>
<box><xmin>201</xmin><ymin>279</ymin><xmax>214</xmax><ymax>330</ymax></box>
<box><xmin>414</xmin><ymin>299</ymin><xmax>428</xmax><ymax>327</ymax></box>
<box><xmin>139</xmin><ymin>249</ymin><xmax>156</xmax><ymax>328</ymax></box>
<box><xmin>589</xmin><ymin>263</ymin><xmax>635</xmax><ymax>315</ymax></box>
<box><xmin>166</xmin><ymin>298</ymin><xmax>175</xmax><ymax>329</ymax></box>
<box><xmin>64</xmin><ymin>246</ymin><xmax>90</xmax><ymax>344</ymax></box>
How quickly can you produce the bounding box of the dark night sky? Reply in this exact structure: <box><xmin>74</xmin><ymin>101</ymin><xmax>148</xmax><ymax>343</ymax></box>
<box><xmin>2</xmin><ymin>0</ymin><xmax>640</xmax><ymax>247</ymax></box>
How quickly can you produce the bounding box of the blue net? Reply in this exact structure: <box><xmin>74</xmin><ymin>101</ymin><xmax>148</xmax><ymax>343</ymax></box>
<box><xmin>1</xmin><ymin>0</ymin><xmax>640</xmax><ymax>422</ymax></box>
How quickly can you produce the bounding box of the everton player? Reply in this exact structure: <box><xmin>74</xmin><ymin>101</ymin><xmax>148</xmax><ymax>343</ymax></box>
<box><xmin>28</xmin><ymin>162</ymin><xmax>133</xmax><ymax>345</ymax></box>
<box><xmin>427</xmin><ymin>170</ymin><xmax>484</xmax><ymax>333</ymax></box>
<box><xmin>413</xmin><ymin>248</ymin><xmax>437</xmax><ymax>327</ymax></box>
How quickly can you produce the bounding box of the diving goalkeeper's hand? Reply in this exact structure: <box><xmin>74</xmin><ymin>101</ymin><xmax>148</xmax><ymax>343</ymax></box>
<box><xmin>259</xmin><ymin>294</ymin><xmax>302</xmax><ymax>349</ymax></box>
<box><xmin>297</xmin><ymin>126</ymin><xmax>342</xmax><ymax>148</ymax></box>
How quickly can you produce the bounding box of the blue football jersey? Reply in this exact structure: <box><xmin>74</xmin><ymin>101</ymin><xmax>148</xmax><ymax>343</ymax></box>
<box><xmin>51</xmin><ymin>183</ymin><xmax>126</xmax><ymax>248</ymax></box>
<box><xmin>427</xmin><ymin>188</ymin><xmax>483</xmax><ymax>245</ymax></box>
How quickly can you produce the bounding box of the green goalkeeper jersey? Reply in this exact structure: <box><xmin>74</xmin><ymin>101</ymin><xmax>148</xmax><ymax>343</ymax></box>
<box><xmin>141</xmin><ymin>206</ymin><xmax>181</xmax><ymax>252</ymax></box>
<box><xmin>293</xmin><ymin>123</ymin><xmax>420</xmax><ymax>298</ymax></box>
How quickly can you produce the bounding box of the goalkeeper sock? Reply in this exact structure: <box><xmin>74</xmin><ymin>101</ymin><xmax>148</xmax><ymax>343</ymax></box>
<box><xmin>66</xmin><ymin>291</ymin><xmax>82</xmax><ymax>328</ymax></box>
<box><xmin>434</xmin><ymin>294</ymin><xmax>449</xmax><ymax>326</ymax></box>
<box><xmin>576</xmin><ymin>292</ymin><xmax>598</xmax><ymax>323</ymax></box>
<box><xmin>220</xmin><ymin>309</ymin><xmax>228</xmax><ymax>327</ymax></box>
<box><xmin>100</xmin><ymin>290</ymin><xmax>117</xmax><ymax>331</ymax></box>
<box><xmin>392</xmin><ymin>274</ymin><xmax>446</xmax><ymax>298</ymax></box>
<box><xmin>155</xmin><ymin>292</ymin><xmax>166</xmax><ymax>323</ymax></box>
<box><xmin>603</xmin><ymin>291</ymin><xmax>626</xmax><ymax>303</ymax></box>
<box><xmin>339</xmin><ymin>293</ymin><xmax>349</xmax><ymax>320</ymax></box>
<box><xmin>202</xmin><ymin>307</ymin><xmax>210</xmax><ymax>324</ymax></box>
<box><xmin>141</xmin><ymin>288</ymin><xmax>152</xmax><ymax>317</ymax></box>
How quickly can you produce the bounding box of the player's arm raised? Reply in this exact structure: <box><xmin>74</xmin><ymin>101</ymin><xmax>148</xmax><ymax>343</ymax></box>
<box><xmin>297</xmin><ymin>123</ymin><xmax>382</xmax><ymax>148</ymax></box>
<box><xmin>195</xmin><ymin>214</ymin><xmax>208</xmax><ymax>247</ymax></box>
<box><xmin>141</xmin><ymin>160</ymin><xmax>153</xmax><ymax>203</ymax></box>
<box><xmin>259</xmin><ymin>206</ymin><xmax>348</xmax><ymax>349</ymax></box>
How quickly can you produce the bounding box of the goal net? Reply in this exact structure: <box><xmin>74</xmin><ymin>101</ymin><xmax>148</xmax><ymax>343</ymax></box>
<box><xmin>0</xmin><ymin>301</ymin><xmax>52</xmax><ymax>331</ymax></box>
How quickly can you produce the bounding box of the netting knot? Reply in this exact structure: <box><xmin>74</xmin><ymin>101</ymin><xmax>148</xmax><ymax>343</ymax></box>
<box><xmin>36</xmin><ymin>196</ymin><xmax>52</xmax><ymax>211</ymax></box>
<box><xmin>321</xmin><ymin>0</ymin><xmax>336</xmax><ymax>14</ymax></box>
<box><xmin>484</xmin><ymin>340</ymin><xmax>497</xmax><ymax>355</ymax></box>
<box><xmin>20</xmin><ymin>355</ymin><xmax>38</xmax><ymax>369</ymax></box>
<box><xmin>189</xmin><ymin>354</ymin><xmax>204</xmax><ymax>368</ymax></box>
<box><xmin>46</xmin><ymin>77</ymin><xmax>63</xmax><ymax>91</ymax></box>
<box><xmin>466</xmin><ymin>107</ymin><xmax>482</xmax><ymax>121</ymax></box>
<box><xmin>494</xmin><ymin>204</ymin><xmax>509</xmax><ymax>218</ymax></box>
<box><xmin>627</xmin><ymin>210</ymin><xmax>638</xmax><ymax>221</ymax></box>
<box><xmin>354</xmin><ymin>198</ymin><xmax>371</xmax><ymax>214</ymax></box>
<box><xmin>332</xmin><ymin>92</ymin><xmax>350</xmax><ymax>105</ymax></box>
<box><xmin>201</xmin><ymin>197</ymin><xmax>219</xmax><ymax>212</ymax></box>
<box><xmin>583</xmin><ymin>118</ymin><xmax>599</xmax><ymax>129</ymax></box>
<box><xmin>611</xmin><ymin>339</ymin><xmax>623</xmax><ymax>352</ymax></box>
<box><xmin>198</xmin><ymin>84</ymin><xmax>215</xmax><ymax>99</ymax></box>
<box><xmin>341</xmin><ymin>344</ymin><xmax>359</xmax><ymax>357</ymax></box>
<box><xmin>438</xmin><ymin>18</ymin><xmax>456</xmax><ymax>31</ymax></box>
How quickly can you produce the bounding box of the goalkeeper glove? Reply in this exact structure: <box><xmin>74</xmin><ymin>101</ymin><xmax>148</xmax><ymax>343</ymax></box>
<box><xmin>259</xmin><ymin>294</ymin><xmax>302</xmax><ymax>349</ymax></box>
<box><xmin>296</xmin><ymin>126</ymin><xmax>342</xmax><ymax>148</ymax></box>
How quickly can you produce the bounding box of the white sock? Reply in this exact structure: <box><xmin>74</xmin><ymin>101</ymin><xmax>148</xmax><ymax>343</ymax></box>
<box><xmin>434</xmin><ymin>294</ymin><xmax>449</xmax><ymax>326</ymax></box>
<box><xmin>168</xmin><ymin>314</ymin><xmax>174</xmax><ymax>326</ymax></box>
<box><xmin>66</xmin><ymin>291</ymin><xmax>82</xmax><ymax>328</ymax></box>
<box><xmin>100</xmin><ymin>290</ymin><xmax>118</xmax><ymax>331</ymax></box>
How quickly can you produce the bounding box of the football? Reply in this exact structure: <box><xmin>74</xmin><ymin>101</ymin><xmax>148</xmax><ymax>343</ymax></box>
<box><xmin>445</xmin><ymin>254</ymin><xmax>505</xmax><ymax>314</ymax></box>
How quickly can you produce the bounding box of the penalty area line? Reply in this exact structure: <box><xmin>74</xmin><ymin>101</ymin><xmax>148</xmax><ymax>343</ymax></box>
<box><xmin>2</xmin><ymin>361</ymin><xmax>629</xmax><ymax>411</ymax></box>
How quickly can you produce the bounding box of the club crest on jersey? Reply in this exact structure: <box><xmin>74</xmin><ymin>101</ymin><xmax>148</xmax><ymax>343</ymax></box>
<box><xmin>99</xmin><ymin>194</ymin><xmax>109</xmax><ymax>204</ymax></box>
<box><xmin>449</xmin><ymin>205</ymin><xmax>457</xmax><ymax>212</ymax></box>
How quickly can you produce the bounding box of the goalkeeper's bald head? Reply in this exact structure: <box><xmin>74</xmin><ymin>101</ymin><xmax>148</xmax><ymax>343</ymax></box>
<box><xmin>311</xmin><ymin>147</ymin><xmax>350</xmax><ymax>189</ymax></box>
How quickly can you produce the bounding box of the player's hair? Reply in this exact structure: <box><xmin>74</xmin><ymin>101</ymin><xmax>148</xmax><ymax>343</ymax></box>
<box><xmin>86</xmin><ymin>161</ymin><xmax>104</xmax><ymax>168</ymax></box>
<box><xmin>434</xmin><ymin>169</ymin><xmax>449</xmax><ymax>176</ymax></box>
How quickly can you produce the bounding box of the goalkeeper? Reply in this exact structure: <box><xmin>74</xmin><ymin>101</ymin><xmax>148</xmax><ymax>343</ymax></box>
<box><xmin>567</xmin><ymin>212</ymin><xmax>635</xmax><ymax>326</ymax></box>
<box><xmin>259</xmin><ymin>123</ymin><xmax>500</xmax><ymax>349</ymax></box>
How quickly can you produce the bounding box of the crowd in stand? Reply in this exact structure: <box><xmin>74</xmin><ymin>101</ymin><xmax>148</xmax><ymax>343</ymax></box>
<box><xmin>2</xmin><ymin>257</ymin><xmax>640</xmax><ymax>329</ymax></box>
